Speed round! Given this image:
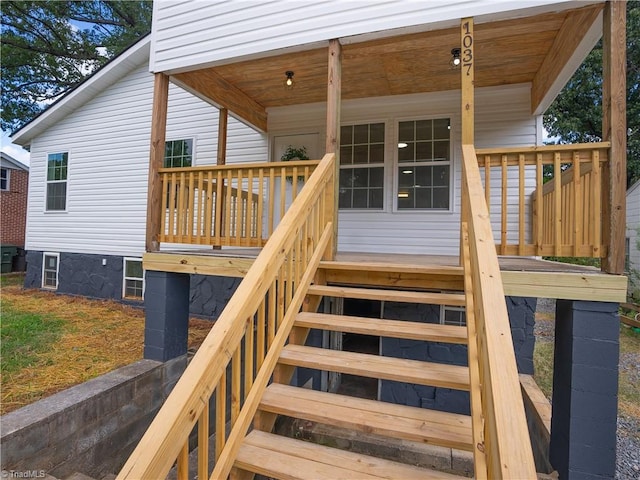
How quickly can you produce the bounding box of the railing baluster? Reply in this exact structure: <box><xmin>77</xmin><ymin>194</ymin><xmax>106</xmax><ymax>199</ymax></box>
<box><xmin>501</xmin><ymin>154</ymin><xmax>507</xmax><ymax>254</ymax></box>
<box><xmin>592</xmin><ymin>150</ymin><xmax>601</xmax><ymax>257</ymax></box>
<box><xmin>235</xmin><ymin>170</ymin><xmax>243</xmax><ymax>245</ymax></box>
<box><xmin>245</xmin><ymin>316</ymin><xmax>254</xmax><ymax>394</ymax></box>
<box><xmin>268</xmin><ymin>168</ymin><xmax>275</xmax><ymax>238</ymax></box>
<box><xmin>225</xmin><ymin>170</ymin><xmax>233</xmax><ymax>243</ymax></box>
<box><xmin>280</xmin><ymin>167</ymin><xmax>286</xmax><ymax>223</ymax></box>
<box><xmin>535</xmin><ymin>154</ymin><xmax>543</xmax><ymax>255</ymax></box>
<box><xmin>176</xmin><ymin>441</ymin><xmax>188</xmax><ymax>480</ymax></box>
<box><xmin>554</xmin><ymin>152</ymin><xmax>562</xmax><ymax>256</ymax></box>
<box><xmin>518</xmin><ymin>154</ymin><xmax>525</xmax><ymax>255</ymax></box>
<box><xmin>198</xmin><ymin>407</ymin><xmax>209</xmax><ymax>480</ymax></box>
<box><xmin>257</xmin><ymin>168</ymin><xmax>264</xmax><ymax>243</ymax></box>
<box><xmin>257</xmin><ymin>298</ymin><xmax>265</xmax><ymax>369</ymax></box>
<box><xmin>215</xmin><ymin>371</ymin><xmax>226</xmax><ymax>460</ymax></box>
<box><xmin>484</xmin><ymin>155</ymin><xmax>491</xmax><ymax>214</ymax></box>
<box><xmin>246</xmin><ymin>169</ymin><xmax>254</xmax><ymax>245</ymax></box>
<box><xmin>160</xmin><ymin>173</ymin><xmax>169</xmax><ymax>240</ymax></box>
<box><xmin>268</xmin><ymin>279</ymin><xmax>276</xmax><ymax>347</ymax></box>
<box><xmin>572</xmin><ymin>151</ymin><xmax>582</xmax><ymax>256</ymax></box>
<box><xmin>177</xmin><ymin>172</ymin><xmax>186</xmax><ymax>242</ymax></box>
<box><xmin>292</xmin><ymin>167</ymin><xmax>299</xmax><ymax>201</ymax></box>
<box><xmin>168</xmin><ymin>172</ymin><xmax>177</xmax><ymax>242</ymax></box>
<box><xmin>231</xmin><ymin>347</ymin><xmax>241</xmax><ymax>422</ymax></box>
<box><xmin>197</xmin><ymin>171</ymin><xmax>204</xmax><ymax>242</ymax></box>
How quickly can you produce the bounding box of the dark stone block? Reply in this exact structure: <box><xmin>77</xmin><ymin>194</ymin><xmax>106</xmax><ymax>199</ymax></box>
<box><xmin>190</xmin><ymin>275</ymin><xmax>241</xmax><ymax>318</ymax></box>
<box><xmin>24</xmin><ymin>250</ymin><xmax>43</xmax><ymax>288</ymax></box>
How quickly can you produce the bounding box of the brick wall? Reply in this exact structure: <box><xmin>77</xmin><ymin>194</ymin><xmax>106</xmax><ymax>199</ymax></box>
<box><xmin>1</xmin><ymin>168</ymin><xmax>29</xmax><ymax>247</ymax></box>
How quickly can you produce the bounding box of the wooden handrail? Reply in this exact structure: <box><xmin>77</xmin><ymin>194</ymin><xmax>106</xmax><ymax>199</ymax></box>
<box><xmin>118</xmin><ymin>153</ymin><xmax>335</xmax><ymax>480</ymax></box>
<box><xmin>158</xmin><ymin>159</ymin><xmax>320</xmax><ymax>174</ymax></box>
<box><xmin>461</xmin><ymin>143</ymin><xmax>536</xmax><ymax>478</ymax></box>
<box><xmin>476</xmin><ymin>141</ymin><xmax>610</xmax><ymax>155</ymax></box>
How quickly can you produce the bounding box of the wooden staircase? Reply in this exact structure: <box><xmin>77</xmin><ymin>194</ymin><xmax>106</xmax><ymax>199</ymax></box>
<box><xmin>232</xmin><ymin>261</ymin><xmax>478</xmax><ymax>479</ymax></box>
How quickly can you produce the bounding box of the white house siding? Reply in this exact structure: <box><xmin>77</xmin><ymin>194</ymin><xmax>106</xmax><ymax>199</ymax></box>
<box><xmin>150</xmin><ymin>0</ymin><xmax>589</xmax><ymax>74</ymax></box>
<box><xmin>25</xmin><ymin>62</ymin><xmax>267</xmax><ymax>257</ymax></box>
<box><xmin>627</xmin><ymin>182</ymin><xmax>640</xmax><ymax>273</ymax></box>
<box><xmin>268</xmin><ymin>83</ymin><xmax>538</xmax><ymax>255</ymax></box>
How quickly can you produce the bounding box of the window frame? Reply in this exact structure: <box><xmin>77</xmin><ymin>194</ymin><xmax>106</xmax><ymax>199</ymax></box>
<box><xmin>42</xmin><ymin>252</ymin><xmax>60</xmax><ymax>290</ymax></box>
<box><xmin>338</xmin><ymin>121</ymin><xmax>387</xmax><ymax>211</ymax></box>
<box><xmin>440</xmin><ymin>304</ymin><xmax>466</xmax><ymax>327</ymax></box>
<box><xmin>45</xmin><ymin>151</ymin><xmax>69</xmax><ymax>212</ymax></box>
<box><xmin>393</xmin><ymin>116</ymin><xmax>454</xmax><ymax>213</ymax></box>
<box><xmin>163</xmin><ymin>138</ymin><xmax>196</xmax><ymax>168</ymax></box>
<box><xmin>123</xmin><ymin>257</ymin><xmax>144</xmax><ymax>300</ymax></box>
<box><xmin>0</xmin><ymin>168</ymin><xmax>10</xmax><ymax>191</ymax></box>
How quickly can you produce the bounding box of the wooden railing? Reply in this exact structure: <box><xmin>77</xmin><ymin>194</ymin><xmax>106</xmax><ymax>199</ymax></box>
<box><xmin>117</xmin><ymin>153</ymin><xmax>335</xmax><ymax>480</ymax></box>
<box><xmin>158</xmin><ymin>160</ymin><xmax>320</xmax><ymax>247</ymax></box>
<box><xmin>461</xmin><ymin>144</ymin><xmax>536</xmax><ymax>478</ymax></box>
<box><xmin>476</xmin><ymin>143</ymin><xmax>610</xmax><ymax>257</ymax></box>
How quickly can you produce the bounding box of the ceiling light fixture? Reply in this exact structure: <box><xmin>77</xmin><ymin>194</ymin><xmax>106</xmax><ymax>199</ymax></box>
<box><xmin>398</xmin><ymin>142</ymin><xmax>408</xmax><ymax>148</ymax></box>
<box><xmin>284</xmin><ymin>70</ymin><xmax>295</xmax><ymax>89</ymax></box>
<box><xmin>450</xmin><ymin>48</ymin><xmax>461</xmax><ymax>68</ymax></box>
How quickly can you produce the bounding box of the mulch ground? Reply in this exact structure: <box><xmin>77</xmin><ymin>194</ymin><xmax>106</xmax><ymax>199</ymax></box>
<box><xmin>0</xmin><ymin>285</ymin><xmax>212</xmax><ymax>415</ymax></box>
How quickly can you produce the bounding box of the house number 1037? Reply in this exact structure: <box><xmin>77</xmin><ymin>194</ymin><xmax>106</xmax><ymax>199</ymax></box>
<box><xmin>462</xmin><ymin>21</ymin><xmax>473</xmax><ymax>76</ymax></box>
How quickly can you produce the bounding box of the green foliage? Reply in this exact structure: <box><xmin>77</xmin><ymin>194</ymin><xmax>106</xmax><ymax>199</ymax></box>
<box><xmin>1</xmin><ymin>0</ymin><xmax>152</xmax><ymax>132</ymax></box>
<box><xmin>280</xmin><ymin>145</ymin><xmax>309</xmax><ymax>162</ymax></box>
<box><xmin>543</xmin><ymin>256</ymin><xmax>601</xmax><ymax>268</ymax></box>
<box><xmin>0</xmin><ymin>300</ymin><xmax>64</xmax><ymax>374</ymax></box>
<box><xmin>544</xmin><ymin>0</ymin><xmax>640</xmax><ymax>188</ymax></box>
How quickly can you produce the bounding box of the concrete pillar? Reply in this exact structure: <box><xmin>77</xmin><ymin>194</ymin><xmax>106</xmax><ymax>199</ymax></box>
<box><xmin>144</xmin><ymin>271</ymin><xmax>190</xmax><ymax>361</ymax></box>
<box><xmin>549</xmin><ymin>300</ymin><xmax>619</xmax><ymax>480</ymax></box>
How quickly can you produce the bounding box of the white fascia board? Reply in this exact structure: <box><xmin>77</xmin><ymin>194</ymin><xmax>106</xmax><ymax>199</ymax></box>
<box><xmin>11</xmin><ymin>37</ymin><xmax>151</xmax><ymax>147</ymax></box>
<box><xmin>532</xmin><ymin>10</ymin><xmax>603</xmax><ymax>115</ymax></box>
<box><xmin>0</xmin><ymin>152</ymin><xmax>29</xmax><ymax>171</ymax></box>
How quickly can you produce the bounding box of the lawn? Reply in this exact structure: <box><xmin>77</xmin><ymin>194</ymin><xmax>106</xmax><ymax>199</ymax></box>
<box><xmin>0</xmin><ymin>273</ymin><xmax>212</xmax><ymax>415</ymax></box>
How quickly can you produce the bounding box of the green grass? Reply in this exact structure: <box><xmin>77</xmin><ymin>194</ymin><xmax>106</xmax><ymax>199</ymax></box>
<box><xmin>0</xmin><ymin>300</ymin><xmax>65</xmax><ymax>375</ymax></box>
<box><xmin>1</xmin><ymin>272</ymin><xmax>25</xmax><ymax>287</ymax></box>
<box><xmin>533</xmin><ymin>341</ymin><xmax>554</xmax><ymax>398</ymax></box>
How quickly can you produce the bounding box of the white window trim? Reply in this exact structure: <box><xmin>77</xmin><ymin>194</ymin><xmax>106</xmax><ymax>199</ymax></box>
<box><xmin>393</xmin><ymin>115</ymin><xmax>455</xmax><ymax>213</ymax></box>
<box><xmin>44</xmin><ymin>151</ymin><xmax>69</xmax><ymax>213</ymax></box>
<box><xmin>42</xmin><ymin>252</ymin><xmax>60</xmax><ymax>290</ymax></box>
<box><xmin>164</xmin><ymin>137</ymin><xmax>196</xmax><ymax>168</ymax></box>
<box><xmin>440</xmin><ymin>304</ymin><xmax>466</xmax><ymax>327</ymax></box>
<box><xmin>0</xmin><ymin>168</ymin><xmax>10</xmax><ymax>191</ymax></box>
<box><xmin>122</xmin><ymin>257</ymin><xmax>145</xmax><ymax>300</ymax></box>
<box><xmin>338</xmin><ymin>120</ymin><xmax>388</xmax><ymax>212</ymax></box>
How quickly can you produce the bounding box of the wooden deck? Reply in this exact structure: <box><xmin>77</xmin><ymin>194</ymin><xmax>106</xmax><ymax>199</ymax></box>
<box><xmin>143</xmin><ymin>249</ymin><xmax>627</xmax><ymax>302</ymax></box>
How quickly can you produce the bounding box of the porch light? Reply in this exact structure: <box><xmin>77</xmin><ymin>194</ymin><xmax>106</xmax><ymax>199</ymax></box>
<box><xmin>398</xmin><ymin>191</ymin><xmax>409</xmax><ymax>198</ymax></box>
<box><xmin>450</xmin><ymin>48</ymin><xmax>461</xmax><ymax>68</ymax></box>
<box><xmin>284</xmin><ymin>70</ymin><xmax>295</xmax><ymax>89</ymax></box>
<box><xmin>402</xmin><ymin>169</ymin><xmax>413</xmax><ymax>174</ymax></box>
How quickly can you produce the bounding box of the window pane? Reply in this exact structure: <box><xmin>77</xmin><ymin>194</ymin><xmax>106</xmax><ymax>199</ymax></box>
<box><xmin>416</xmin><ymin>142</ymin><xmax>432</xmax><ymax>161</ymax></box>
<box><xmin>398</xmin><ymin>122</ymin><xmax>414</xmax><ymax>142</ymax></box>
<box><xmin>433</xmin><ymin>118</ymin><xmax>450</xmax><ymax>139</ymax></box>
<box><xmin>370</xmin><ymin>123</ymin><xmax>385</xmax><ymax>143</ymax></box>
<box><xmin>433</xmin><ymin>141</ymin><xmax>449</xmax><ymax>161</ymax></box>
<box><xmin>164</xmin><ymin>139</ymin><xmax>193</xmax><ymax>168</ymax></box>
<box><xmin>369</xmin><ymin>143</ymin><xmax>384</xmax><ymax>163</ymax></box>
<box><xmin>398</xmin><ymin>167</ymin><xmax>413</xmax><ymax>187</ymax></box>
<box><xmin>339</xmin><ymin>169</ymin><xmax>354</xmax><ymax>188</ymax></box>
<box><xmin>45</xmin><ymin>255</ymin><xmax>57</xmax><ymax>269</ymax></box>
<box><xmin>369</xmin><ymin>188</ymin><xmax>383</xmax><ymax>209</ymax></box>
<box><xmin>415</xmin><ymin>188</ymin><xmax>431</xmax><ymax>209</ymax></box>
<box><xmin>44</xmin><ymin>271</ymin><xmax>57</xmax><ymax>287</ymax></box>
<box><xmin>398</xmin><ymin>143</ymin><xmax>414</xmax><ymax>163</ymax></box>
<box><xmin>340</xmin><ymin>146</ymin><xmax>352</xmax><ymax>165</ymax></box>
<box><xmin>353</xmin><ymin>145</ymin><xmax>369</xmax><ymax>164</ymax></box>
<box><xmin>125</xmin><ymin>279</ymin><xmax>143</xmax><ymax>299</ymax></box>
<box><xmin>353</xmin><ymin>169</ymin><xmax>368</xmax><ymax>188</ymax></box>
<box><xmin>339</xmin><ymin>189</ymin><xmax>351</xmax><ymax>209</ymax></box>
<box><xmin>416</xmin><ymin>120</ymin><xmax>432</xmax><ymax>141</ymax></box>
<box><xmin>415</xmin><ymin>166</ymin><xmax>432</xmax><ymax>186</ymax></box>
<box><xmin>432</xmin><ymin>166</ymin><xmax>450</xmax><ymax>187</ymax></box>
<box><xmin>126</xmin><ymin>260</ymin><xmax>143</xmax><ymax>278</ymax></box>
<box><xmin>433</xmin><ymin>187</ymin><xmax>449</xmax><ymax>209</ymax></box>
<box><xmin>352</xmin><ymin>189</ymin><xmax>368</xmax><ymax>208</ymax></box>
<box><xmin>369</xmin><ymin>167</ymin><xmax>384</xmax><ymax>187</ymax></box>
<box><xmin>353</xmin><ymin>124</ymin><xmax>369</xmax><ymax>144</ymax></box>
<box><xmin>340</xmin><ymin>125</ymin><xmax>353</xmax><ymax>144</ymax></box>
<box><xmin>47</xmin><ymin>183</ymin><xmax>67</xmax><ymax>211</ymax></box>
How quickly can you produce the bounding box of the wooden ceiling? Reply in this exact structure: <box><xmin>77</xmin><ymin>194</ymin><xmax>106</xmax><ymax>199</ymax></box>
<box><xmin>172</xmin><ymin>4</ymin><xmax>602</xmax><ymax>131</ymax></box>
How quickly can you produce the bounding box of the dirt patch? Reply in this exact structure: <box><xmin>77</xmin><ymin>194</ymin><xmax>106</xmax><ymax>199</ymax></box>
<box><xmin>0</xmin><ymin>285</ymin><xmax>213</xmax><ymax>415</ymax></box>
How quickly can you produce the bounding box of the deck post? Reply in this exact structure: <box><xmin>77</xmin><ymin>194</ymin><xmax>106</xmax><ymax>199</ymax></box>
<box><xmin>601</xmin><ymin>0</ymin><xmax>626</xmax><ymax>274</ymax></box>
<box><xmin>145</xmin><ymin>73</ymin><xmax>170</xmax><ymax>252</ymax></box>
<box><xmin>460</xmin><ymin>17</ymin><xmax>474</xmax><ymax>264</ymax></box>
<box><xmin>214</xmin><ymin>108</ymin><xmax>228</xmax><ymax>250</ymax></box>
<box><xmin>326</xmin><ymin>39</ymin><xmax>341</xmax><ymax>259</ymax></box>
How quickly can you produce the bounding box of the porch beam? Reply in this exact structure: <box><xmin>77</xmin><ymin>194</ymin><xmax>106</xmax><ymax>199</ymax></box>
<box><xmin>146</xmin><ymin>73</ymin><xmax>169</xmax><ymax>252</ymax></box>
<box><xmin>531</xmin><ymin>5</ymin><xmax>602</xmax><ymax>115</ymax></box>
<box><xmin>173</xmin><ymin>70</ymin><xmax>267</xmax><ymax>132</ymax></box>
<box><xmin>326</xmin><ymin>39</ymin><xmax>342</xmax><ymax>259</ymax></box>
<box><xmin>217</xmin><ymin>107</ymin><xmax>228</xmax><ymax>165</ymax></box>
<box><xmin>601</xmin><ymin>0</ymin><xmax>627</xmax><ymax>274</ymax></box>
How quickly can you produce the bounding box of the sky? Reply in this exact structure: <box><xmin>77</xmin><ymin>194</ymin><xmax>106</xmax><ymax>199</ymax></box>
<box><xmin>1</xmin><ymin>130</ymin><xmax>30</xmax><ymax>166</ymax></box>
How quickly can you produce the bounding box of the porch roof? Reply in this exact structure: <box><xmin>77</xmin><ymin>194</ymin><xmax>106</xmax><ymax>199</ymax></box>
<box><xmin>169</xmin><ymin>4</ymin><xmax>603</xmax><ymax>132</ymax></box>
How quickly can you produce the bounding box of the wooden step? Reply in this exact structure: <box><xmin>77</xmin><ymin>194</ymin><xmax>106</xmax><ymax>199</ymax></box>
<box><xmin>259</xmin><ymin>383</ymin><xmax>473</xmax><ymax>451</ymax></box>
<box><xmin>318</xmin><ymin>258</ymin><xmax>464</xmax><ymax>291</ymax></box>
<box><xmin>235</xmin><ymin>430</ymin><xmax>465</xmax><ymax>480</ymax></box>
<box><xmin>296</xmin><ymin>311</ymin><xmax>468</xmax><ymax>344</ymax></box>
<box><xmin>278</xmin><ymin>345</ymin><xmax>470</xmax><ymax>391</ymax></box>
<box><xmin>306</xmin><ymin>284</ymin><xmax>466</xmax><ymax>306</ymax></box>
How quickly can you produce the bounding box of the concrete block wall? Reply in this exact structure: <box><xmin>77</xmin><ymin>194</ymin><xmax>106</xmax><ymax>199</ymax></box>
<box><xmin>0</xmin><ymin>357</ymin><xmax>187</xmax><ymax>479</ymax></box>
<box><xmin>23</xmin><ymin>251</ymin><xmax>241</xmax><ymax>317</ymax></box>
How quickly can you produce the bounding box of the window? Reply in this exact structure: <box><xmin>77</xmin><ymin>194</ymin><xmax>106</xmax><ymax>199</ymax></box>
<box><xmin>164</xmin><ymin>139</ymin><xmax>193</xmax><ymax>168</ymax></box>
<box><xmin>42</xmin><ymin>253</ymin><xmax>59</xmax><ymax>289</ymax></box>
<box><xmin>339</xmin><ymin>123</ymin><xmax>385</xmax><ymax>209</ymax></box>
<box><xmin>441</xmin><ymin>305</ymin><xmax>466</xmax><ymax>327</ymax></box>
<box><xmin>46</xmin><ymin>152</ymin><xmax>68</xmax><ymax>210</ymax></box>
<box><xmin>397</xmin><ymin>118</ymin><xmax>450</xmax><ymax>210</ymax></box>
<box><xmin>123</xmin><ymin>258</ymin><xmax>144</xmax><ymax>300</ymax></box>
<box><xmin>0</xmin><ymin>168</ymin><xmax>10</xmax><ymax>191</ymax></box>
